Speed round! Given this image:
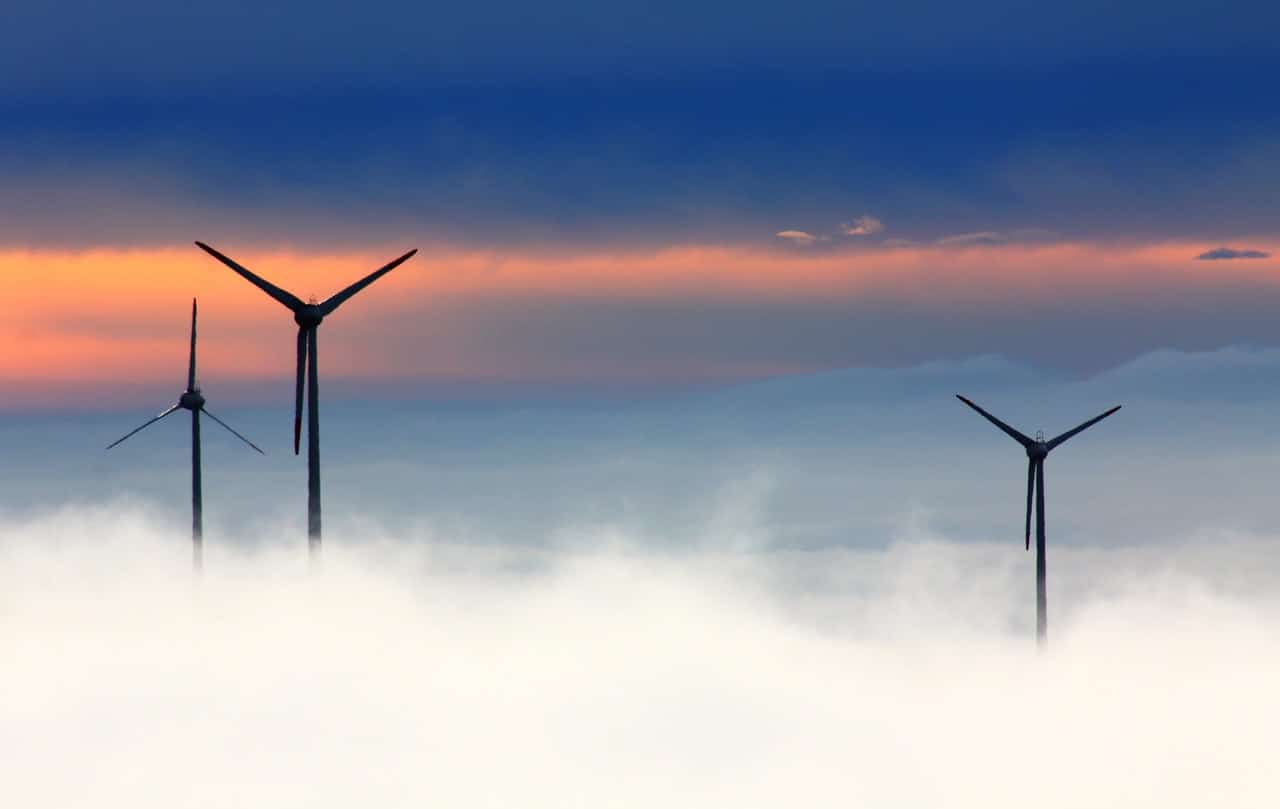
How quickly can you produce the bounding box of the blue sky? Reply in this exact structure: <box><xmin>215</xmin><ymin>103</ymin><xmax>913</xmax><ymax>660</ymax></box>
<box><xmin>2</xmin><ymin>1</ymin><xmax>1277</xmax><ymax>247</ymax></box>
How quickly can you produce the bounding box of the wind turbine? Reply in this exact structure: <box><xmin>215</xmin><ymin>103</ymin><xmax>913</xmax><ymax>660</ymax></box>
<box><xmin>107</xmin><ymin>299</ymin><xmax>264</xmax><ymax>570</ymax></box>
<box><xmin>194</xmin><ymin>241</ymin><xmax>417</xmax><ymax>555</ymax></box>
<box><xmin>956</xmin><ymin>395</ymin><xmax>1121</xmax><ymax>647</ymax></box>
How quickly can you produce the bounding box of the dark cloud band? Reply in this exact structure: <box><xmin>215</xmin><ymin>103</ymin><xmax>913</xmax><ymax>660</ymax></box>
<box><xmin>1197</xmin><ymin>247</ymin><xmax>1271</xmax><ymax>260</ymax></box>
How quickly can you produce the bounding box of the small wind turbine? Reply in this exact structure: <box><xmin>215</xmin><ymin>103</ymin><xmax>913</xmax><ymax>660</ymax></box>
<box><xmin>194</xmin><ymin>241</ymin><xmax>417</xmax><ymax>556</ymax></box>
<box><xmin>107</xmin><ymin>299</ymin><xmax>264</xmax><ymax>570</ymax></box>
<box><xmin>956</xmin><ymin>395</ymin><xmax>1121</xmax><ymax>648</ymax></box>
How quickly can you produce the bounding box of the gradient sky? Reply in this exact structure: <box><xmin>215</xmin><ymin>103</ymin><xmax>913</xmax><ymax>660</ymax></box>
<box><xmin>2</xmin><ymin>0</ymin><xmax>1279</xmax><ymax>404</ymax></box>
<box><xmin>9</xmin><ymin>12</ymin><xmax>1280</xmax><ymax>803</ymax></box>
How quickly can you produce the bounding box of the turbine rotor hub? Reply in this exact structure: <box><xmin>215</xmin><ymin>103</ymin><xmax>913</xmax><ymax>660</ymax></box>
<box><xmin>294</xmin><ymin>305</ymin><xmax>324</xmax><ymax>329</ymax></box>
<box><xmin>179</xmin><ymin>390</ymin><xmax>205</xmax><ymax>411</ymax></box>
<box><xmin>1027</xmin><ymin>442</ymin><xmax>1048</xmax><ymax>460</ymax></box>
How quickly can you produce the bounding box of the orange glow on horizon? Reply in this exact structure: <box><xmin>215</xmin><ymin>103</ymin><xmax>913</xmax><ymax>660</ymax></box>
<box><xmin>0</xmin><ymin>239</ymin><xmax>1276</xmax><ymax>403</ymax></box>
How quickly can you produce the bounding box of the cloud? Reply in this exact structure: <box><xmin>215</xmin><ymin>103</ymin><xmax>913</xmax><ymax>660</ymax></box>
<box><xmin>778</xmin><ymin>215</ymin><xmax>884</xmax><ymax>246</ymax></box>
<box><xmin>775</xmin><ymin>230</ymin><xmax>820</xmax><ymax>246</ymax></box>
<box><xmin>841</xmin><ymin>215</ymin><xmax>885</xmax><ymax>236</ymax></box>
<box><xmin>935</xmin><ymin>228</ymin><xmax>1056</xmax><ymax>247</ymax></box>
<box><xmin>936</xmin><ymin>230</ymin><xmax>1009</xmax><ymax>246</ymax></box>
<box><xmin>938</xmin><ymin>230</ymin><xmax>1010</xmax><ymax>246</ymax></box>
<box><xmin>1197</xmin><ymin>247</ymin><xmax>1271</xmax><ymax>260</ymax></box>
<box><xmin>2</xmin><ymin>509</ymin><xmax>1279</xmax><ymax>808</ymax></box>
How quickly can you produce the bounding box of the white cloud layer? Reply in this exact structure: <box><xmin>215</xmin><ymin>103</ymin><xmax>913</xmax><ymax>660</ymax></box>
<box><xmin>2</xmin><ymin>508</ymin><xmax>1278</xmax><ymax>808</ymax></box>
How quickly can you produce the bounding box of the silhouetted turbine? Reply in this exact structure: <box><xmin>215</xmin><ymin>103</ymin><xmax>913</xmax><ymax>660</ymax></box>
<box><xmin>956</xmin><ymin>395</ymin><xmax>1121</xmax><ymax>647</ymax></box>
<box><xmin>194</xmin><ymin>241</ymin><xmax>417</xmax><ymax>555</ymax></box>
<box><xmin>107</xmin><ymin>299</ymin><xmax>264</xmax><ymax>570</ymax></box>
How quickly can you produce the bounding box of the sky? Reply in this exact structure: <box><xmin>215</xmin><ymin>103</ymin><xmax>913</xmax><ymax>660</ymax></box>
<box><xmin>5</xmin><ymin>3</ymin><xmax>1280</xmax><ymax>805</ymax></box>
<box><xmin>2</xmin><ymin>0</ymin><xmax>1280</xmax><ymax>397</ymax></box>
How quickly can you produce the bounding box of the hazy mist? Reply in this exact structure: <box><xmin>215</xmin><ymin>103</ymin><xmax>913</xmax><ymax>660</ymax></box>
<box><xmin>7</xmin><ymin>347</ymin><xmax>1280</xmax><ymax>550</ymax></box>
<box><xmin>1</xmin><ymin>508</ymin><xmax>1275</xmax><ymax>807</ymax></box>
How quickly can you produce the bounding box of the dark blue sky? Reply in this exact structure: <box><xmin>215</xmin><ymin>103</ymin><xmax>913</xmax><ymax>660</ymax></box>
<box><xmin>2</xmin><ymin>1</ymin><xmax>1277</xmax><ymax>247</ymax></box>
<box><xmin>5</xmin><ymin>0</ymin><xmax>1275</xmax><ymax>88</ymax></box>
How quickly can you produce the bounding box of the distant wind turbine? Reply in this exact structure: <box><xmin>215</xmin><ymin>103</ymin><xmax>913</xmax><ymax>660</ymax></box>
<box><xmin>107</xmin><ymin>299</ymin><xmax>264</xmax><ymax>570</ymax></box>
<box><xmin>956</xmin><ymin>395</ymin><xmax>1121</xmax><ymax>647</ymax></box>
<box><xmin>194</xmin><ymin>241</ymin><xmax>417</xmax><ymax>555</ymax></box>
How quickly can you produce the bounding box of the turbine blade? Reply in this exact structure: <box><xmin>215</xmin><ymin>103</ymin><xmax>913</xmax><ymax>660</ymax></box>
<box><xmin>1046</xmin><ymin>405</ymin><xmax>1122</xmax><ymax>450</ymax></box>
<box><xmin>317</xmin><ymin>249</ymin><xmax>417</xmax><ymax>316</ymax></box>
<box><xmin>202</xmin><ymin>407</ymin><xmax>266</xmax><ymax>454</ymax></box>
<box><xmin>955</xmin><ymin>395</ymin><xmax>1034</xmax><ymax>447</ymax></box>
<box><xmin>106</xmin><ymin>404</ymin><xmax>180</xmax><ymax>449</ymax></box>
<box><xmin>1025</xmin><ymin>458</ymin><xmax>1035</xmax><ymax>551</ymax></box>
<box><xmin>194</xmin><ymin>242</ymin><xmax>306</xmax><ymax>312</ymax></box>
<box><xmin>188</xmin><ymin>298</ymin><xmax>198</xmax><ymax>391</ymax></box>
<box><xmin>294</xmin><ymin>327</ymin><xmax>307</xmax><ymax>455</ymax></box>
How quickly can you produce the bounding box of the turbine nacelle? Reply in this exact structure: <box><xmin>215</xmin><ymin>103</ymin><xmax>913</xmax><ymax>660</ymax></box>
<box><xmin>293</xmin><ymin>306</ymin><xmax>324</xmax><ymax>330</ymax></box>
<box><xmin>1025</xmin><ymin>441</ymin><xmax>1048</xmax><ymax>461</ymax></box>
<box><xmin>178</xmin><ymin>390</ymin><xmax>206</xmax><ymax>411</ymax></box>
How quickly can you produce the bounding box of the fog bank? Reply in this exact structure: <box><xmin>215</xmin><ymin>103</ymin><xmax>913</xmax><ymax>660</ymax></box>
<box><xmin>2</xmin><ymin>509</ymin><xmax>1276</xmax><ymax>808</ymax></box>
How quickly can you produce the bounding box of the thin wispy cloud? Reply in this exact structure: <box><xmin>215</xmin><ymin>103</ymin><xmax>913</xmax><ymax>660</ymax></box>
<box><xmin>778</xmin><ymin>215</ymin><xmax>885</xmax><ymax>245</ymax></box>
<box><xmin>936</xmin><ymin>228</ymin><xmax>1055</xmax><ymax>247</ymax></box>
<box><xmin>842</xmin><ymin>215</ymin><xmax>885</xmax><ymax>236</ymax></box>
<box><xmin>775</xmin><ymin>230</ymin><xmax>820</xmax><ymax>246</ymax></box>
<box><xmin>1197</xmin><ymin>247</ymin><xmax>1271</xmax><ymax>260</ymax></box>
<box><xmin>936</xmin><ymin>231</ymin><xmax>1008</xmax><ymax>246</ymax></box>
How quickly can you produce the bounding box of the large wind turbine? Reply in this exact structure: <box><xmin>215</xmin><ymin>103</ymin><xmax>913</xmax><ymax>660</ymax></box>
<box><xmin>956</xmin><ymin>395</ymin><xmax>1120</xmax><ymax>647</ymax></box>
<box><xmin>194</xmin><ymin>241</ymin><xmax>417</xmax><ymax>555</ymax></box>
<box><xmin>107</xmin><ymin>299</ymin><xmax>264</xmax><ymax>569</ymax></box>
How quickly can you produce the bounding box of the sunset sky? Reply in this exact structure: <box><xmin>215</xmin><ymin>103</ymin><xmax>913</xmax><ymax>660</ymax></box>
<box><xmin>3</xmin><ymin>1</ymin><xmax>1278</xmax><ymax>407</ymax></box>
<box><xmin>7</xmin><ymin>6</ymin><xmax>1280</xmax><ymax>806</ymax></box>
<box><xmin>0</xmin><ymin>0</ymin><xmax>1275</xmax><ymax>549</ymax></box>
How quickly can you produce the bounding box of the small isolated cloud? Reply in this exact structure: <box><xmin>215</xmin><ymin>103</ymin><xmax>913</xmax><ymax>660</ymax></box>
<box><xmin>936</xmin><ymin>231</ymin><xmax>1008</xmax><ymax>246</ymax></box>
<box><xmin>842</xmin><ymin>215</ymin><xmax>885</xmax><ymax>237</ymax></box>
<box><xmin>935</xmin><ymin>228</ymin><xmax>1055</xmax><ymax>247</ymax></box>
<box><xmin>775</xmin><ymin>230</ymin><xmax>819</xmax><ymax>246</ymax></box>
<box><xmin>1008</xmin><ymin>227</ymin><xmax>1057</xmax><ymax>242</ymax></box>
<box><xmin>1197</xmin><ymin>247</ymin><xmax>1271</xmax><ymax>261</ymax></box>
<box><xmin>881</xmin><ymin>237</ymin><xmax>916</xmax><ymax>248</ymax></box>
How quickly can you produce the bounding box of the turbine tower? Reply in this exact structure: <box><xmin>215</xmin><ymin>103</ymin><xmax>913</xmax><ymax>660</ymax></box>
<box><xmin>107</xmin><ymin>299</ymin><xmax>264</xmax><ymax>570</ymax></box>
<box><xmin>194</xmin><ymin>241</ymin><xmax>417</xmax><ymax>555</ymax></box>
<box><xmin>956</xmin><ymin>395</ymin><xmax>1120</xmax><ymax>647</ymax></box>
